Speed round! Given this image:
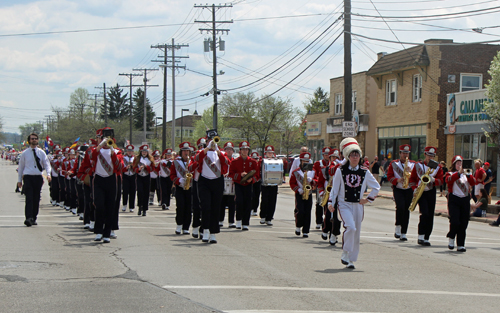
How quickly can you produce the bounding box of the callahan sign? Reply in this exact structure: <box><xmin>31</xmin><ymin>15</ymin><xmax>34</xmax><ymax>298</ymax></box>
<box><xmin>447</xmin><ymin>90</ymin><xmax>492</xmax><ymax>126</ymax></box>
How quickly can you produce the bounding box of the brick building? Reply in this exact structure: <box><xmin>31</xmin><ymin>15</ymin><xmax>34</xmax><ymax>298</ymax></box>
<box><xmin>306</xmin><ymin>71</ymin><xmax>377</xmax><ymax>161</ymax></box>
<box><xmin>367</xmin><ymin>39</ymin><xmax>500</xmax><ymax>164</ymax></box>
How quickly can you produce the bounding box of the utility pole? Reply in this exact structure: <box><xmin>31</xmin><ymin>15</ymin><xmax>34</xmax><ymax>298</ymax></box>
<box><xmin>194</xmin><ymin>3</ymin><xmax>232</xmax><ymax>130</ymax></box>
<box><xmin>94</xmin><ymin>84</ymin><xmax>109</xmax><ymax>126</ymax></box>
<box><xmin>152</xmin><ymin>39</ymin><xmax>188</xmax><ymax>149</ymax></box>
<box><xmin>132</xmin><ymin>68</ymin><xmax>159</xmax><ymax>143</ymax></box>
<box><xmin>119</xmin><ymin>73</ymin><xmax>143</xmax><ymax>144</ymax></box>
<box><xmin>343</xmin><ymin>0</ymin><xmax>352</xmax><ymax>123</ymax></box>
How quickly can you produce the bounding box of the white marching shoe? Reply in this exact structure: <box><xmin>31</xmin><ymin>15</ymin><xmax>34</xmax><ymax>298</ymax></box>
<box><xmin>295</xmin><ymin>227</ymin><xmax>301</xmax><ymax>236</ymax></box>
<box><xmin>183</xmin><ymin>229</ymin><xmax>190</xmax><ymax>235</ymax></box>
<box><xmin>192</xmin><ymin>227</ymin><xmax>200</xmax><ymax>239</ymax></box>
<box><xmin>219</xmin><ymin>221</ymin><xmax>224</xmax><ymax>227</ymax></box>
<box><xmin>260</xmin><ymin>218</ymin><xmax>266</xmax><ymax>224</ymax></box>
<box><xmin>448</xmin><ymin>238</ymin><xmax>455</xmax><ymax>250</ymax></box>
<box><xmin>94</xmin><ymin>234</ymin><xmax>103</xmax><ymax>241</ymax></box>
<box><xmin>341</xmin><ymin>251</ymin><xmax>349</xmax><ymax>265</ymax></box>
<box><xmin>394</xmin><ymin>225</ymin><xmax>401</xmax><ymax>239</ymax></box>
<box><xmin>329</xmin><ymin>235</ymin><xmax>338</xmax><ymax>245</ymax></box>
<box><xmin>321</xmin><ymin>232</ymin><xmax>328</xmax><ymax>240</ymax></box>
<box><xmin>122</xmin><ymin>205</ymin><xmax>126</xmax><ymax>212</ymax></box>
<box><xmin>110</xmin><ymin>231</ymin><xmax>117</xmax><ymax>239</ymax></box>
<box><xmin>209</xmin><ymin>234</ymin><xmax>217</xmax><ymax>244</ymax></box>
<box><xmin>175</xmin><ymin>225</ymin><xmax>182</xmax><ymax>235</ymax></box>
<box><xmin>89</xmin><ymin>221</ymin><xmax>95</xmax><ymax>231</ymax></box>
<box><xmin>316</xmin><ymin>224</ymin><xmax>321</xmax><ymax>229</ymax></box>
<box><xmin>346</xmin><ymin>261</ymin><xmax>355</xmax><ymax>269</ymax></box>
<box><xmin>71</xmin><ymin>208</ymin><xmax>77</xmax><ymax>215</ymax></box>
<box><xmin>236</xmin><ymin>220</ymin><xmax>242</xmax><ymax>229</ymax></box>
<box><xmin>202</xmin><ymin>229</ymin><xmax>210</xmax><ymax>242</ymax></box>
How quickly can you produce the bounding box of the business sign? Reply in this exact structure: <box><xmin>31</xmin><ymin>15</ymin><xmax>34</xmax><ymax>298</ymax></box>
<box><xmin>447</xmin><ymin>90</ymin><xmax>492</xmax><ymax>126</ymax></box>
<box><xmin>306</xmin><ymin>122</ymin><xmax>321</xmax><ymax>136</ymax></box>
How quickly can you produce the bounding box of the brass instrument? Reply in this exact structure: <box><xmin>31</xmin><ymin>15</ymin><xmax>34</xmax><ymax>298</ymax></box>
<box><xmin>320</xmin><ymin>175</ymin><xmax>333</xmax><ymax>207</ymax></box>
<box><xmin>408</xmin><ymin>168</ymin><xmax>433</xmax><ymax>212</ymax></box>
<box><xmin>184</xmin><ymin>172</ymin><xmax>193</xmax><ymax>190</ymax></box>
<box><xmin>213</xmin><ymin>136</ymin><xmax>220</xmax><ymax>144</ymax></box>
<box><xmin>302</xmin><ymin>170</ymin><xmax>312</xmax><ymax>200</ymax></box>
<box><xmin>402</xmin><ymin>157</ymin><xmax>412</xmax><ymax>189</ymax></box>
<box><xmin>104</xmin><ymin>137</ymin><xmax>117</xmax><ymax>148</ymax></box>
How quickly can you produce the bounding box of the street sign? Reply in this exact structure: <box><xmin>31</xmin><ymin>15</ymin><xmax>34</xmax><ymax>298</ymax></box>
<box><xmin>342</xmin><ymin>121</ymin><xmax>357</xmax><ymax>137</ymax></box>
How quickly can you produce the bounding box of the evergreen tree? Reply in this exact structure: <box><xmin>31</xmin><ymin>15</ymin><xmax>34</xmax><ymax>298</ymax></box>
<box><xmin>303</xmin><ymin>87</ymin><xmax>329</xmax><ymax>114</ymax></box>
<box><xmin>102</xmin><ymin>84</ymin><xmax>128</xmax><ymax>121</ymax></box>
<box><xmin>132</xmin><ymin>88</ymin><xmax>155</xmax><ymax>131</ymax></box>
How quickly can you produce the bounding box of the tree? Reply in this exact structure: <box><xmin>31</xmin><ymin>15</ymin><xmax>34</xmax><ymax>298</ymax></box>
<box><xmin>303</xmin><ymin>87</ymin><xmax>329</xmax><ymax>114</ymax></box>
<box><xmin>69</xmin><ymin>88</ymin><xmax>90</xmax><ymax>119</ymax></box>
<box><xmin>104</xmin><ymin>84</ymin><xmax>129</xmax><ymax>121</ymax></box>
<box><xmin>194</xmin><ymin>108</ymin><xmax>228</xmax><ymax>140</ymax></box>
<box><xmin>220</xmin><ymin>92</ymin><xmax>296</xmax><ymax>153</ymax></box>
<box><xmin>485</xmin><ymin>50</ymin><xmax>500</xmax><ymax>154</ymax></box>
<box><xmin>0</xmin><ymin>116</ymin><xmax>5</xmax><ymax>143</ymax></box>
<box><xmin>132</xmin><ymin>88</ymin><xmax>155</xmax><ymax>131</ymax></box>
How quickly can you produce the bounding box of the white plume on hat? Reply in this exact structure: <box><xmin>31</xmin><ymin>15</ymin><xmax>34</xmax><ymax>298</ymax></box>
<box><xmin>340</xmin><ymin>137</ymin><xmax>362</xmax><ymax>158</ymax></box>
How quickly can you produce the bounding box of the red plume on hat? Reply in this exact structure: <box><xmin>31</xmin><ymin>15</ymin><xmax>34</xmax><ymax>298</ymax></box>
<box><xmin>224</xmin><ymin>142</ymin><xmax>234</xmax><ymax>149</ymax></box>
<box><xmin>239</xmin><ymin>141</ymin><xmax>250</xmax><ymax>149</ymax></box>
<box><xmin>162</xmin><ymin>148</ymin><xmax>172</xmax><ymax>155</ymax></box>
<box><xmin>265</xmin><ymin>145</ymin><xmax>274</xmax><ymax>153</ymax></box>
<box><xmin>300</xmin><ymin>152</ymin><xmax>311</xmax><ymax>161</ymax></box>
<box><xmin>126</xmin><ymin>145</ymin><xmax>135</xmax><ymax>150</ymax></box>
<box><xmin>424</xmin><ymin>146</ymin><xmax>437</xmax><ymax>156</ymax></box>
<box><xmin>139</xmin><ymin>144</ymin><xmax>149</xmax><ymax>151</ymax></box>
<box><xmin>179</xmin><ymin>142</ymin><xmax>191</xmax><ymax>150</ymax></box>
<box><xmin>399</xmin><ymin>144</ymin><xmax>411</xmax><ymax>153</ymax></box>
<box><xmin>451</xmin><ymin>155</ymin><xmax>463</xmax><ymax>164</ymax></box>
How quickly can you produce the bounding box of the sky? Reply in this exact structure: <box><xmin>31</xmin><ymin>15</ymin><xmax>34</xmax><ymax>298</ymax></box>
<box><xmin>1</xmin><ymin>0</ymin><xmax>499</xmax><ymax>135</ymax></box>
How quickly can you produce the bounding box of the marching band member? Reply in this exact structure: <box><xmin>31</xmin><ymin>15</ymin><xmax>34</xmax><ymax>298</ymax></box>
<box><xmin>317</xmin><ymin>150</ymin><xmax>342</xmax><ymax>245</ymax></box>
<box><xmin>386</xmin><ymin>144</ymin><xmax>415</xmax><ymax>241</ymax></box>
<box><xmin>149</xmin><ymin>150</ymin><xmax>161</xmax><ymax>205</ymax></box>
<box><xmin>445</xmin><ymin>156</ymin><xmax>476</xmax><ymax>252</ymax></box>
<box><xmin>112</xmin><ymin>140</ymin><xmax>124</xmax><ymax>239</ymax></box>
<box><xmin>219</xmin><ymin>141</ymin><xmax>236</xmax><ymax>228</ymax></box>
<box><xmin>170</xmin><ymin>142</ymin><xmax>193</xmax><ymax>235</ymax></box>
<box><xmin>189</xmin><ymin>138</ymin><xmax>207</xmax><ymax>237</ymax></box>
<box><xmin>91</xmin><ymin>132</ymin><xmax>123</xmax><ymax>243</ymax></box>
<box><xmin>313</xmin><ymin>147</ymin><xmax>331</xmax><ymax>229</ymax></box>
<box><xmin>289</xmin><ymin>146</ymin><xmax>312</xmax><ymax>174</ymax></box>
<box><xmin>229</xmin><ymin>141</ymin><xmax>258</xmax><ymax>231</ymax></box>
<box><xmin>195</xmin><ymin>138</ymin><xmax>229</xmax><ymax>243</ymax></box>
<box><xmin>289</xmin><ymin>152</ymin><xmax>317</xmax><ymax>238</ymax></box>
<box><xmin>259</xmin><ymin>145</ymin><xmax>278</xmax><ymax>226</ymax></box>
<box><xmin>328</xmin><ymin>138</ymin><xmax>380</xmax><ymax>269</ymax></box>
<box><xmin>61</xmin><ymin>147</ymin><xmax>71</xmax><ymax>211</ymax></box>
<box><xmin>49</xmin><ymin>147</ymin><xmax>61</xmax><ymax>206</ymax></box>
<box><xmin>250</xmin><ymin>152</ymin><xmax>262</xmax><ymax>217</ymax></box>
<box><xmin>330</xmin><ymin>149</ymin><xmax>341</xmax><ymax>165</ymax></box>
<box><xmin>158</xmin><ymin>149</ymin><xmax>173</xmax><ymax>211</ymax></box>
<box><xmin>77</xmin><ymin>138</ymin><xmax>96</xmax><ymax>230</ymax></box>
<box><xmin>74</xmin><ymin>146</ymin><xmax>86</xmax><ymax>220</ymax></box>
<box><xmin>122</xmin><ymin>145</ymin><xmax>136</xmax><ymax>213</ymax></box>
<box><xmin>409</xmin><ymin>146</ymin><xmax>444</xmax><ymax>246</ymax></box>
<box><xmin>56</xmin><ymin>146</ymin><xmax>66</xmax><ymax>208</ymax></box>
<box><xmin>66</xmin><ymin>147</ymin><xmax>78</xmax><ymax>214</ymax></box>
<box><xmin>133</xmin><ymin>145</ymin><xmax>155</xmax><ymax>216</ymax></box>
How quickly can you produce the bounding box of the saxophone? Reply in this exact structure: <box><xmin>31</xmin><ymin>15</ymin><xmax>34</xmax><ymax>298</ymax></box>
<box><xmin>302</xmin><ymin>170</ymin><xmax>312</xmax><ymax>200</ymax></box>
<box><xmin>321</xmin><ymin>175</ymin><xmax>333</xmax><ymax>207</ymax></box>
<box><xmin>408</xmin><ymin>167</ymin><xmax>433</xmax><ymax>212</ymax></box>
<box><xmin>402</xmin><ymin>157</ymin><xmax>412</xmax><ymax>189</ymax></box>
<box><xmin>184</xmin><ymin>172</ymin><xmax>192</xmax><ymax>190</ymax></box>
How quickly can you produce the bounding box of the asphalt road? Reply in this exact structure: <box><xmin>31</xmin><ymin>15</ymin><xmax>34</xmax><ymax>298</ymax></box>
<box><xmin>1</xmin><ymin>159</ymin><xmax>500</xmax><ymax>313</ymax></box>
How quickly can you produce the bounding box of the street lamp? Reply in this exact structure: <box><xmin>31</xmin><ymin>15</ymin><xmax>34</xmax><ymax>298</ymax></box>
<box><xmin>181</xmin><ymin>109</ymin><xmax>189</xmax><ymax>143</ymax></box>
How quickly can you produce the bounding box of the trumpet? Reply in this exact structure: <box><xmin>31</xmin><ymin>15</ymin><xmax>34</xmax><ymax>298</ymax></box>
<box><xmin>213</xmin><ymin>136</ymin><xmax>220</xmax><ymax>144</ymax></box>
<box><xmin>106</xmin><ymin>137</ymin><xmax>114</xmax><ymax>147</ymax></box>
<box><xmin>184</xmin><ymin>172</ymin><xmax>193</xmax><ymax>190</ymax></box>
<box><xmin>302</xmin><ymin>170</ymin><xmax>312</xmax><ymax>200</ymax></box>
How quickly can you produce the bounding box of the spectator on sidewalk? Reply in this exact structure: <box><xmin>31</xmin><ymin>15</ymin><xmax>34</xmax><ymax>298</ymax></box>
<box><xmin>439</xmin><ymin>161</ymin><xmax>448</xmax><ymax>197</ymax></box>
<box><xmin>483</xmin><ymin>162</ymin><xmax>494</xmax><ymax>203</ymax></box>
<box><xmin>472</xmin><ymin>159</ymin><xmax>486</xmax><ymax>202</ymax></box>
<box><xmin>470</xmin><ymin>189</ymin><xmax>488</xmax><ymax>217</ymax></box>
<box><xmin>363</xmin><ymin>156</ymin><xmax>370</xmax><ymax>168</ymax></box>
<box><xmin>370</xmin><ymin>156</ymin><xmax>380</xmax><ymax>182</ymax></box>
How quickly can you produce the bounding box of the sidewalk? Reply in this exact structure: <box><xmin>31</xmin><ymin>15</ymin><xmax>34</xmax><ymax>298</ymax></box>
<box><xmin>278</xmin><ymin>177</ymin><xmax>499</xmax><ymax>224</ymax></box>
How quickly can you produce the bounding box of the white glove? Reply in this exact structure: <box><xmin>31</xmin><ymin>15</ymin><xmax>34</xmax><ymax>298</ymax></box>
<box><xmin>179</xmin><ymin>178</ymin><xmax>185</xmax><ymax>187</ymax></box>
<box><xmin>307</xmin><ymin>177</ymin><xmax>313</xmax><ymax>183</ymax></box>
<box><xmin>298</xmin><ymin>188</ymin><xmax>303</xmax><ymax>195</ymax></box>
<box><xmin>99</xmin><ymin>140</ymin><xmax>106</xmax><ymax>147</ymax></box>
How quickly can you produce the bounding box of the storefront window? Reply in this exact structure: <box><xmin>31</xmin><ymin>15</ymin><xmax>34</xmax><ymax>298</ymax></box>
<box><xmin>455</xmin><ymin>135</ymin><xmax>462</xmax><ymax>157</ymax></box>
<box><xmin>418</xmin><ymin>138</ymin><xmax>426</xmax><ymax>160</ymax></box>
<box><xmin>463</xmin><ymin>135</ymin><xmax>471</xmax><ymax>159</ymax></box>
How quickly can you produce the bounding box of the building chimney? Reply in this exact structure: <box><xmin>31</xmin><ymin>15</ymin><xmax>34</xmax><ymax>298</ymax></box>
<box><xmin>377</xmin><ymin>52</ymin><xmax>387</xmax><ymax>60</ymax></box>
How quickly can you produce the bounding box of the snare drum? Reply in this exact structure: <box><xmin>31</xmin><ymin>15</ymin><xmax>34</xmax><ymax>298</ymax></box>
<box><xmin>223</xmin><ymin>177</ymin><xmax>235</xmax><ymax>195</ymax></box>
<box><xmin>262</xmin><ymin>158</ymin><xmax>284</xmax><ymax>186</ymax></box>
